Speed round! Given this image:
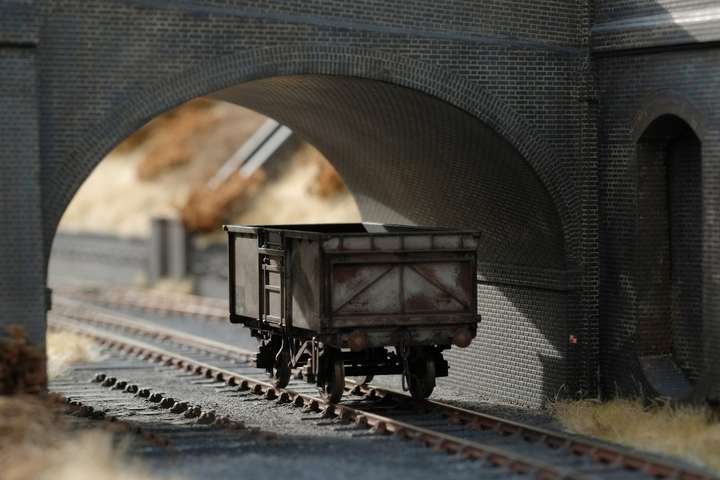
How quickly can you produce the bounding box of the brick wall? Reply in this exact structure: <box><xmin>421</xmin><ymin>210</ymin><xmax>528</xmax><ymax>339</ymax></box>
<box><xmin>3</xmin><ymin>0</ymin><xmax>718</xmax><ymax>404</ymax></box>
<box><xmin>0</xmin><ymin>1</ymin><xmax>46</xmax><ymax>344</ymax></box>
<box><xmin>32</xmin><ymin>0</ymin><xmax>589</xmax><ymax>407</ymax></box>
<box><xmin>669</xmin><ymin>134</ymin><xmax>703</xmax><ymax>382</ymax></box>
<box><xmin>597</xmin><ymin>44</ymin><xmax>720</xmax><ymax>399</ymax></box>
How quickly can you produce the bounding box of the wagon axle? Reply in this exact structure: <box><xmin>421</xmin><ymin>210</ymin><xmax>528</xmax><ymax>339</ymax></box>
<box><xmin>255</xmin><ymin>331</ymin><xmax>449</xmax><ymax>402</ymax></box>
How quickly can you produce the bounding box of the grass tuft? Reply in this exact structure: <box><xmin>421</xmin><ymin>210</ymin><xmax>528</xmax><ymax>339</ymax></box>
<box><xmin>0</xmin><ymin>328</ymin><xmax>174</xmax><ymax>479</ymax></box>
<box><xmin>0</xmin><ymin>326</ymin><xmax>46</xmax><ymax>395</ymax></box>
<box><xmin>551</xmin><ymin>398</ymin><xmax>720</xmax><ymax>473</ymax></box>
<box><xmin>46</xmin><ymin>331</ymin><xmax>105</xmax><ymax>379</ymax></box>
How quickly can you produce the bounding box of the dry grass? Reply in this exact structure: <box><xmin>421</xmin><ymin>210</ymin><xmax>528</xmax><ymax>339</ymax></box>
<box><xmin>0</xmin><ymin>326</ymin><xmax>46</xmax><ymax>395</ymax></box>
<box><xmin>231</xmin><ymin>143</ymin><xmax>360</xmax><ymax>226</ymax></box>
<box><xmin>136</xmin><ymin>111</ymin><xmax>221</xmax><ymax>181</ymax></box>
<box><xmin>181</xmin><ymin>142</ymin><xmax>360</xmax><ymax>233</ymax></box>
<box><xmin>46</xmin><ymin>331</ymin><xmax>105</xmax><ymax>380</ymax></box>
<box><xmin>115</xmin><ymin>98</ymin><xmax>215</xmax><ymax>153</ymax></box>
<box><xmin>136</xmin><ymin>99</ymin><xmax>264</xmax><ymax>181</ymax></box>
<box><xmin>59</xmin><ymin>101</ymin><xmax>266</xmax><ymax>237</ymax></box>
<box><xmin>180</xmin><ymin>170</ymin><xmax>266</xmax><ymax>232</ymax></box>
<box><xmin>138</xmin><ymin>141</ymin><xmax>195</xmax><ymax>181</ymax></box>
<box><xmin>114</xmin><ymin>98</ymin><xmax>217</xmax><ymax>156</ymax></box>
<box><xmin>551</xmin><ymin>398</ymin><xmax>720</xmax><ymax>473</ymax></box>
<box><xmin>308</xmin><ymin>153</ymin><xmax>348</xmax><ymax>198</ymax></box>
<box><xmin>0</xmin><ymin>328</ymin><xmax>172</xmax><ymax>479</ymax></box>
<box><xmin>59</xmin><ymin>98</ymin><xmax>360</xmax><ymax>238</ymax></box>
<box><xmin>59</xmin><ymin>150</ymin><xmax>194</xmax><ymax>237</ymax></box>
<box><xmin>0</xmin><ymin>395</ymin><xmax>172</xmax><ymax>480</ymax></box>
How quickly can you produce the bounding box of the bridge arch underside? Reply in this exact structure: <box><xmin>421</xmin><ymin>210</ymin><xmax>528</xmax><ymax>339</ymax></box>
<box><xmin>210</xmin><ymin>76</ymin><xmax>566</xmax><ymax>269</ymax></box>
<box><xmin>59</xmin><ymin>75</ymin><xmax>573</xmax><ymax>407</ymax></box>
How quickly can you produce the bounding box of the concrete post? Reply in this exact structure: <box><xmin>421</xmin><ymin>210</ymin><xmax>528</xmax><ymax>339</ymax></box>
<box><xmin>149</xmin><ymin>217</ymin><xmax>192</xmax><ymax>285</ymax></box>
<box><xmin>149</xmin><ymin>217</ymin><xmax>169</xmax><ymax>284</ymax></box>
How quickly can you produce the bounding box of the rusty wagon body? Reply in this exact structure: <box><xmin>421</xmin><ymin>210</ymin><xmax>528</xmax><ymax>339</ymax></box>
<box><xmin>224</xmin><ymin>223</ymin><xmax>480</xmax><ymax>401</ymax></box>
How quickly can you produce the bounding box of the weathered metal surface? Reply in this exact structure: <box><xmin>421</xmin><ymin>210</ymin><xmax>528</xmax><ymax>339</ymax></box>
<box><xmin>231</xmin><ymin>234</ymin><xmax>259</xmax><ymax>321</ymax></box>
<box><xmin>225</xmin><ymin>223</ymin><xmax>480</xmax><ymax>347</ymax></box>
<box><xmin>331</xmin><ymin>262</ymin><xmax>474</xmax><ymax>318</ymax></box>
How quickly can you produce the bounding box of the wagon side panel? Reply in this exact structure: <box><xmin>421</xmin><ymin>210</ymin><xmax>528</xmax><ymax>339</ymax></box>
<box><xmin>289</xmin><ymin>237</ymin><xmax>323</xmax><ymax>331</ymax></box>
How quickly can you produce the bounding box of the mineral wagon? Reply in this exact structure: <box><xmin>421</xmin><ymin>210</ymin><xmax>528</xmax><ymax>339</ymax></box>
<box><xmin>225</xmin><ymin>223</ymin><xmax>480</xmax><ymax>402</ymax></box>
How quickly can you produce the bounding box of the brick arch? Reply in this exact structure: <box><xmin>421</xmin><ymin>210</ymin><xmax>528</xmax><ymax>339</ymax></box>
<box><xmin>630</xmin><ymin>92</ymin><xmax>708</xmax><ymax>143</ymax></box>
<box><xmin>47</xmin><ymin>45</ymin><xmax>579</xmax><ymax>265</ymax></box>
<box><xmin>623</xmin><ymin>94</ymin><xmax>716</xmax><ymax>401</ymax></box>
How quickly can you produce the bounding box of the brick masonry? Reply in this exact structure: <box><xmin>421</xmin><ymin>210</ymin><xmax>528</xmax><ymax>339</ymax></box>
<box><xmin>0</xmin><ymin>1</ymin><xmax>46</xmax><ymax>344</ymax></box>
<box><xmin>1</xmin><ymin>0</ymin><xmax>718</xmax><ymax>405</ymax></box>
<box><xmin>597</xmin><ymin>45</ymin><xmax>720</xmax><ymax>401</ymax></box>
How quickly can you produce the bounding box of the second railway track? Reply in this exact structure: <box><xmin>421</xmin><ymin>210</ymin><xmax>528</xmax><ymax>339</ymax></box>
<box><xmin>49</xmin><ymin>294</ymin><xmax>717</xmax><ymax>480</ymax></box>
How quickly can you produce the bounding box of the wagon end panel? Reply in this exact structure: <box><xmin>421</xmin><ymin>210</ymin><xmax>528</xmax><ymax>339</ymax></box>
<box><xmin>231</xmin><ymin>233</ymin><xmax>260</xmax><ymax>321</ymax></box>
<box><xmin>289</xmin><ymin>237</ymin><xmax>323</xmax><ymax>331</ymax></box>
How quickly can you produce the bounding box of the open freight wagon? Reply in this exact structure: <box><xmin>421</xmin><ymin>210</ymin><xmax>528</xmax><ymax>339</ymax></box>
<box><xmin>225</xmin><ymin>223</ymin><xmax>480</xmax><ymax>402</ymax></box>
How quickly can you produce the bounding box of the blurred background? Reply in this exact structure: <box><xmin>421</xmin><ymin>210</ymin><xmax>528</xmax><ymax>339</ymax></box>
<box><xmin>50</xmin><ymin>99</ymin><xmax>361</xmax><ymax>295</ymax></box>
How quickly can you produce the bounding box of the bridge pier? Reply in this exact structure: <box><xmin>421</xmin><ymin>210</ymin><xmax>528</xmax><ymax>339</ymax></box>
<box><xmin>0</xmin><ymin>16</ymin><xmax>47</xmax><ymax>349</ymax></box>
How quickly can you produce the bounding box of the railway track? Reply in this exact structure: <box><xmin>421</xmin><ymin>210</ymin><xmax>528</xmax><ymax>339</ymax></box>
<box><xmin>52</xmin><ymin>362</ymin><xmax>276</xmax><ymax>460</ymax></box>
<box><xmin>49</xmin><ymin>295</ymin><xmax>716</xmax><ymax>480</ymax></box>
<box><xmin>53</xmin><ymin>285</ymin><xmax>228</xmax><ymax>321</ymax></box>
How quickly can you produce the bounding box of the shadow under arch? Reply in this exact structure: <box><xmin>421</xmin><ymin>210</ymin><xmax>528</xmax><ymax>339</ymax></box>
<box><xmin>210</xmin><ymin>74</ymin><xmax>565</xmax><ymax>268</ymax></box>
<box><xmin>630</xmin><ymin>92</ymin><xmax>708</xmax><ymax>144</ymax></box>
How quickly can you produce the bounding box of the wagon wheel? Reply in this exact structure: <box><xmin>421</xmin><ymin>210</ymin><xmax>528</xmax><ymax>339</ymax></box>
<box><xmin>272</xmin><ymin>349</ymin><xmax>291</xmax><ymax>389</ymax></box>
<box><xmin>322</xmin><ymin>358</ymin><xmax>345</xmax><ymax>403</ymax></box>
<box><xmin>320</xmin><ymin>350</ymin><xmax>345</xmax><ymax>403</ymax></box>
<box><xmin>407</xmin><ymin>350</ymin><xmax>436</xmax><ymax>400</ymax></box>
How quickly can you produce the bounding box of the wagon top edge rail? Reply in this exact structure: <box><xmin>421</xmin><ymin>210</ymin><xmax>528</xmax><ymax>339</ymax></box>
<box><xmin>223</xmin><ymin>222</ymin><xmax>481</xmax><ymax>238</ymax></box>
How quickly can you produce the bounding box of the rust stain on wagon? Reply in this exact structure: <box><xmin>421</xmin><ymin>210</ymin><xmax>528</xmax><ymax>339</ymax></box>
<box><xmin>333</xmin><ymin>265</ymin><xmax>361</xmax><ymax>284</ymax></box>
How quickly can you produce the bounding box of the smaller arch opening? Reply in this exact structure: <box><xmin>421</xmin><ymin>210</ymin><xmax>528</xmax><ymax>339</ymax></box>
<box><xmin>636</xmin><ymin>114</ymin><xmax>703</xmax><ymax>397</ymax></box>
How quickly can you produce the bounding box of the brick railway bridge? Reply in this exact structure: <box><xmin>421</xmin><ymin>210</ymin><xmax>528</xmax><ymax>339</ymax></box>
<box><xmin>2</xmin><ymin>0</ymin><xmax>719</xmax><ymax>407</ymax></box>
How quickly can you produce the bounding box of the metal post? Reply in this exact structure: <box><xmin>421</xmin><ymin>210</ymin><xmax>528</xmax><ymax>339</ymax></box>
<box><xmin>149</xmin><ymin>217</ymin><xmax>168</xmax><ymax>284</ymax></box>
<box><xmin>167</xmin><ymin>219</ymin><xmax>191</xmax><ymax>279</ymax></box>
